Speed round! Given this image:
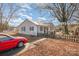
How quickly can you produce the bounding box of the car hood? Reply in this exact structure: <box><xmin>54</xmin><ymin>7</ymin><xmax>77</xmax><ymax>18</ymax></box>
<box><xmin>15</xmin><ymin>37</ymin><xmax>26</xmax><ymax>39</ymax></box>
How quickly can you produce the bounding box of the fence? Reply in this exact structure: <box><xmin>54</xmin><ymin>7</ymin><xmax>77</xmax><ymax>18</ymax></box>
<box><xmin>54</xmin><ymin>34</ymin><xmax>79</xmax><ymax>42</ymax></box>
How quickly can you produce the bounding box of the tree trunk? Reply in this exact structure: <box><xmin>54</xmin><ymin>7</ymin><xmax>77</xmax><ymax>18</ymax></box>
<box><xmin>64</xmin><ymin>22</ymin><xmax>69</xmax><ymax>34</ymax></box>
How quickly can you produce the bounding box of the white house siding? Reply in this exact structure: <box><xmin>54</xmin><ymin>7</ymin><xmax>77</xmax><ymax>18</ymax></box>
<box><xmin>18</xmin><ymin>20</ymin><xmax>37</xmax><ymax>36</ymax></box>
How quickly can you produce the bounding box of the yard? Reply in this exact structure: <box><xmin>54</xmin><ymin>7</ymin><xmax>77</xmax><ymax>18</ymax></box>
<box><xmin>18</xmin><ymin>38</ymin><xmax>79</xmax><ymax>56</ymax></box>
<box><xmin>1</xmin><ymin>33</ymin><xmax>79</xmax><ymax>56</ymax></box>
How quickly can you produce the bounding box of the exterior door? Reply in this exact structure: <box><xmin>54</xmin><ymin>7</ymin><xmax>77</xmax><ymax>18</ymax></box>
<box><xmin>44</xmin><ymin>27</ymin><xmax>48</xmax><ymax>34</ymax></box>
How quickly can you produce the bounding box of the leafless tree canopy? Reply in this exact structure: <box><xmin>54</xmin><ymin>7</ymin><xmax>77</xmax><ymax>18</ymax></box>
<box><xmin>36</xmin><ymin>3</ymin><xmax>78</xmax><ymax>34</ymax></box>
<box><xmin>0</xmin><ymin>3</ymin><xmax>22</xmax><ymax>32</ymax></box>
<box><xmin>0</xmin><ymin>4</ymin><xmax>22</xmax><ymax>24</ymax></box>
<box><xmin>37</xmin><ymin>3</ymin><xmax>78</xmax><ymax>23</ymax></box>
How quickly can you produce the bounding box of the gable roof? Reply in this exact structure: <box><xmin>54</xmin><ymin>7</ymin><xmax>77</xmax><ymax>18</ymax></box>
<box><xmin>17</xmin><ymin>19</ymin><xmax>54</xmax><ymax>27</ymax></box>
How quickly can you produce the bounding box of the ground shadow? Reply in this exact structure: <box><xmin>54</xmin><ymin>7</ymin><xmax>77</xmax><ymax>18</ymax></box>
<box><xmin>0</xmin><ymin>46</ymin><xmax>25</xmax><ymax>56</ymax></box>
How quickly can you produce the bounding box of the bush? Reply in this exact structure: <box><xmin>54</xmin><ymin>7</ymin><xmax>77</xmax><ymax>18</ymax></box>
<box><xmin>0</xmin><ymin>23</ymin><xmax>9</xmax><ymax>32</ymax></box>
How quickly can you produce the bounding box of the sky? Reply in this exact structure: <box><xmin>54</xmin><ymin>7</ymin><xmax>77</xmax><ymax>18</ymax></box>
<box><xmin>7</xmin><ymin>3</ymin><xmax>60</xmax><ymax>27</ymax></box>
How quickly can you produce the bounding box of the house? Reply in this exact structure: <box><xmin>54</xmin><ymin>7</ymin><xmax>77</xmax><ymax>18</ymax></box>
<box><xmin>17</xmin><ymin>19</ymin><xmax>54</xmax><ymax>36</ymax></box>
<box><xmin>57</xmin><ymin>23</ymin><xmax>79</xmax><ymax>35</ymax></box>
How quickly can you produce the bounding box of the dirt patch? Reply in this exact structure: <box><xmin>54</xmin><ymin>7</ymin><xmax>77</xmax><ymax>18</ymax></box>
<box><xmin>19</xmin><ymin>38</ymin><xmax>79</xmax><ymax>56</ymax></box>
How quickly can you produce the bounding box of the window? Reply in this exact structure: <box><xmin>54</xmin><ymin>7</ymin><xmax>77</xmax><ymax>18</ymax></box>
<box><xmin>0</xmin><ymin>35</ymin><xmax>12</xmax><ymax>41</ymax></box>
<box><xmin>21</xmin><ymin>27</ymin><xmax>26</xmax><ymax>32</ymax></box>
<box><xmin>40</xmin><ymin>26</ymin><xmax>43</xmax><ymax>31</ymax></box>
<box><xmin>30</xmin><ymin>26</ymin><xmax>34</xmax><ymax>31</ymax></box>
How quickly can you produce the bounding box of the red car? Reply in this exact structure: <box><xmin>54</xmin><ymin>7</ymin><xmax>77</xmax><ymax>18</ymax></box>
<box><xmin>0</xmin><ymin>33</ymin><xmax>28</xmax><ymax>51</ymax></box>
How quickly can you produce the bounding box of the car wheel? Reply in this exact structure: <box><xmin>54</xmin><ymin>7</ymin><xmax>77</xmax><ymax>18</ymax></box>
<box><xmin>17</xmin><ymin>42</ymin><xmax>24</xmax><ymax>48</ymax></box>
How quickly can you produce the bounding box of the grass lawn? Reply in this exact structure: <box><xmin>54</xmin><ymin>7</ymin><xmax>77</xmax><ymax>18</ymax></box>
<box><xmin>18</xmin><ymin>38</ymin><xmax>79</xmax><ymax>56</ymax></box>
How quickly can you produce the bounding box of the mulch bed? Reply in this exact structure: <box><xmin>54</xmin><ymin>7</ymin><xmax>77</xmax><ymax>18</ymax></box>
<box><xmin>19</xmin><ymin>38</ymin><xmax>79</xmax><ymax>56</ymax></box>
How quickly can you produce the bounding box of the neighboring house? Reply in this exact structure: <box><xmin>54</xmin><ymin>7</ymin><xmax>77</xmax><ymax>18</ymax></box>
<box><xmin>58</xmin><ymin>23</ymin><xmax>79</xmax><ymax>35</ymax></box>
<box><xmin>75</xmin><ymin>27</ymin><xmax>79</xmax><ymax>35</ymax></box>
<box><xmin>17</xmin><ymin>19</ymin><xmax>54</xmax><ymax>36</ymax></box>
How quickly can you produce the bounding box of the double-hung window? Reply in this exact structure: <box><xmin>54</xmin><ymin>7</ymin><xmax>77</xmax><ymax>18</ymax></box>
<box><xmin>30</xmin><ymin>26</ymin><xmax>34</xmax><ymax>31</ymax></box>
<box><xmin>21</xmin><ymin>26</ymin><xmax>26</xmax><ymax>32</ymax></box>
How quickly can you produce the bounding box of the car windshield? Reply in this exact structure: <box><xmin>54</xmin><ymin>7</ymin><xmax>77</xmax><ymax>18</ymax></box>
<box><xmin>0</xmin><ymin>35</ymin><xmax>13</xmax><ymax>41</ymax></box>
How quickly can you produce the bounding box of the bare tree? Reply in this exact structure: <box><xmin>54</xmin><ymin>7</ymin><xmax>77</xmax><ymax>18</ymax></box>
<box><xmin>36</xmin><ymin>3</ymin><xmax>78</xmax><ymax>34</ymax></box>
<box><xmin>0</xmin><ymin>3</ymin><xmax>22</xmax><ymax>32</ymax></box>
<box><xmin>0</xmin><ymin>4</ymin><xmax>5</xmax><ymax>32</ymax></box>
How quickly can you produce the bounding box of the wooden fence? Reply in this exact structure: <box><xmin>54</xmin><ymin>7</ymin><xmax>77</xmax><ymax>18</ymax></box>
<box><xmin>54</xmin><ymin>34</ymin><xmax>79</xmax><ymax>42</ymax></box>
